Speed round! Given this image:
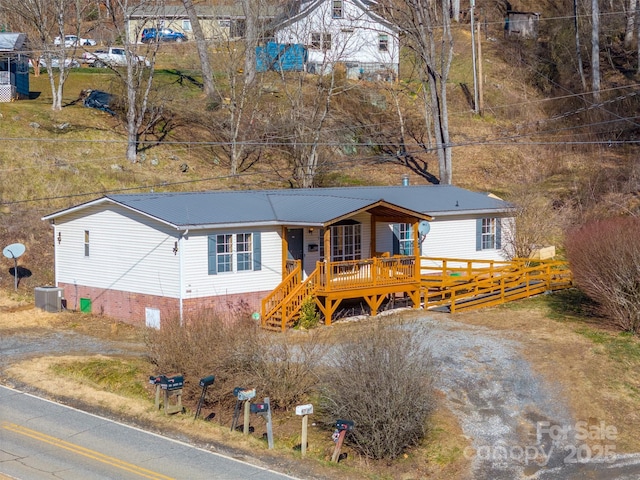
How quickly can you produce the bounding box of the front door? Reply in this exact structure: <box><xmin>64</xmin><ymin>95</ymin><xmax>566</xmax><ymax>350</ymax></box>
<box><xmin>287</xmin><ymin>228</ymin><xmax>304</xmax><ymax>261</ymax></box>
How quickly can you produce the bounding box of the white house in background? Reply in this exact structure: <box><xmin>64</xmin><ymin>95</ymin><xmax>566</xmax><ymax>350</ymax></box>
<box><xmin>42</xmin><ymin>185</ymin><xmax>514</xmax><ymax>326</ymax></box>
<box><xmin>270</xmin><ymin>0</ymin><xmax>399</xmax><ymax>80</ymax></box>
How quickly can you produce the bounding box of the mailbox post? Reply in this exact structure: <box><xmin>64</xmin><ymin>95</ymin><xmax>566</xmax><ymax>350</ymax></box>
<box><xmin>194</xmin><ymin>375</ymin><xmax>215</xmax><ymax>420</ymax></box>
<box><xmin>251</xmin><ymin>397</ymin><xmax>273</xmax><ymax>449</ymax></box>
<box><xmin>295</xmin><ymin>404</ymin><xmax>313</xmax><ymax>457</ymax></box>
<box><xmin>231</xmin><ymin>387</ymin><xmax>256</xmax><ymax>434</ymax></box>
<box><xmin>331</xmin><ymin>419</ymin><xmax>354</xmax><ymax>462</ymax></box>
<box><xmin>150</xmin><ymin>375</ymin><xmax>184</xmax><ymax>415</ymax></box>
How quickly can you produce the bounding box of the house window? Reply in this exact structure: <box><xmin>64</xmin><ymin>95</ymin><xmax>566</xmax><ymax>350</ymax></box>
<box><xmin>208</xmin><ymin>232</ymin><xmax>261</xmax><ymax>274</ymax></box>
<box><xmin>236</xmin><ymin>233</ymin><xmax>252</xmax><ymax>271</ymax></box>
<box><xmin>332</xmin><ymin>0</ymin><xmax>343</xmax><ymax>18</ymax></box>
<box><xmin>311</xmin><ymin>32</ymin><xmax>331</xmax><ymax>50</ymax></box>
<box><xmin>84</xmin><ymin>230</ymin><xmax>90</xmax><ymax>257</ymax></box>
<box><xmin>378</xmin><ymin>34</ymin><xmax>389</xmax><ymax>52</ymax></box>
<box><xmin>398</xmin><ymin>223</ymin><xmax>413</xmax><ymax>255</ymax></box>
<box><xmin>182</xmin><ymin>20</ymin><xmax>192</xmax><ymax>31</ymax></box>
<box><xmin>476</xmin><ymin>218</ymin><xmax>502</xmax><ymax>250</ymax></box>
<box><xmin>318</xmin><ymin>223</ymin><xmax>361</xmax><ymax>261</ymax></box>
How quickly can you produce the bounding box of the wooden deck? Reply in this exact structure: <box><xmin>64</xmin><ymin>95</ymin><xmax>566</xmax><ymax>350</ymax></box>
<box><xmin>260</xmin><ymin>256</ymin><xmax>573</xmax><ymax>331</ymax></box>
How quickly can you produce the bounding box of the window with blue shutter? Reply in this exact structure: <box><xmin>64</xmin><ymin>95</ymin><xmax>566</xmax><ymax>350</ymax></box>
<box><xmin>476</xmin><ymin>218</ymin><xmax>499</xmax><ymax>250</ymax></box>
<box><xmin>208</xmin><ymin>235</ymin><xmax>217</xmax><ymax>274</ymax></box>
<box><xmin>208</xmin><ymin>232</ymin><xmax>261</xmax><ymax>274</ymax></box>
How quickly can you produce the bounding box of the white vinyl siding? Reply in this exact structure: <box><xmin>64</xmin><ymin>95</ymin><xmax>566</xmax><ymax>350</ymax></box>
<box><xmin>378</xmin><ymin>216</ymin><xmax>511</xmax><ymax>262</ymax></box>
<box><xmin>183</xmin><ymin>228</ymin><xmax>281</xmax><ymax>298</ymax></box>
<box><xmin>54</xmin><ymin>205</ymin><xmax>181</xmax><ymax>297</ymax></box>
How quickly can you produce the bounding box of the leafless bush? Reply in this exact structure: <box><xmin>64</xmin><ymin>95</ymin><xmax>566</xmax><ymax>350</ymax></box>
<box><xmin>146</xmin><ymin>308</ymin><xmax>323</xmax><ymax>411</ymax></box>
<box><xmin>566</xmin><ymin>217</ymin><xmax>640</xmax><ymax>333</ymax></box>
<box><xmin>503</xmin><ymin>187</ymin><xmax>571</xmax><ymax>259</ymax></box>
<box><xmin>146</xmin><ymin>308</ymin><xmax>260</xmax><ymax>405</ymax></box>
<box><xmin>319</xmin><ymin>321</ymin><xmax>435</xmax><ymax>460</ymax></box>
<box><xmin>249</xmin><ymin>332</ymin><xmax>324</xmax><ymax>410</ymax></box>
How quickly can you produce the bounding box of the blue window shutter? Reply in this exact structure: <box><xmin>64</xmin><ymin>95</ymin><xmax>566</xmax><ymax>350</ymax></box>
<box><xmin>392</xmin><ymin>224</ymin><xmax>400</xmax><ymax>255</ymax></box>
<box><xmin>495</xmin><ymin>219</ymin><xmax>502</xmax><ymax>249</ymax></box>
<box><xmin>476</xmin><ymin>219</ymin><xmax>482</xmax><ymax>251</ymax></box>
<box><xmin>253</xmin><ymin>231</ymin><xmax>261</xmax><ymax>271</ymax></box>
<box><xmin>208</xmin><ymin>235</ymin><xmax>217</xmax><ymax>275</ymax></box>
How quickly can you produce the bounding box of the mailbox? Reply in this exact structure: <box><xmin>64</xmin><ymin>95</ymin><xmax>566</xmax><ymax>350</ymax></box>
<box><xmin>295</xmin><ymin>404</ymin><xmax>314</xmax><ymax>416</ymax></box>
<box><xmin>149</xmin><ymin>375</ymin><xmax>162</xmax><ymax>385</ymax></box>
<box><xmin>160</xmin><ymin>375</ymin><xmax>184</xmax><ymax>391</ymax></box>
<box><xmin>199</xmin><ymin>375</ymin><xmax>215</xmax><ymax>388</ymax></box>
<box><xmin>250</xmin><ymin>402</ymin><xmax>269</xmax><ymax>414</ymax></box>
<box><xmin>336</xmin><ymin>419</ymin><xmax>354</xmax><ymax>431</ymax></box>
<box><xmin>235</xmin><ymin>388</ymin><xmax>256</xmax><ymax>401</ymax></box>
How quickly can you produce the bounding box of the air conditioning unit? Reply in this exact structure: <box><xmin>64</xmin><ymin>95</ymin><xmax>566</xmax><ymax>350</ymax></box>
<box><xmin>35</xmin><ymin>286</ymin><xmax>64</xmax><ymax>313</ymax></box>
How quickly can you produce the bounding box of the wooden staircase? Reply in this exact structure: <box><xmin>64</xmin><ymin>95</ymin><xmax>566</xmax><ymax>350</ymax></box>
<box><xmin>261</xmin><ymin>263</ymin><xmax>320</xmax><ymax>331</ymax></box>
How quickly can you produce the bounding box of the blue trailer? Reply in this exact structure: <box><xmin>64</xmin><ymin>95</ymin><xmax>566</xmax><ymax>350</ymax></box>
<box><xmin>256</xmin><ymin>42</ymin><xmax>307</xmax><ymax>73</ymax></box>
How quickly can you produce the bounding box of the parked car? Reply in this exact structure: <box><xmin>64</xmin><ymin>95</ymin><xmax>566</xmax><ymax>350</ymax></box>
<box><xmin>82</xmin><ymin>47</ymin><xmax>150</xmax><ymax>68</ymax></box>
<box><xmin>141</xmin><ymin>28</ymin><xmax>187</xmax><ymax>43</ymax></box>
<box><xmin>37</xmin><ymin>57</ymin><xmax>81</xmax><ymax>68</ymax></box>
<box><xmin>54</xmin><ymin>35</ymin><xmax>97</xmax><ymax>47</ymax></box>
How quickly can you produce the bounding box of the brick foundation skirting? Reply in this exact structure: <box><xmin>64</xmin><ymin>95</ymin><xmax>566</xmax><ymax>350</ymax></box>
<box><xmin>58</xmin><ymin>283</ymin><xmax>268</xmax><ymax>327</ymax></box>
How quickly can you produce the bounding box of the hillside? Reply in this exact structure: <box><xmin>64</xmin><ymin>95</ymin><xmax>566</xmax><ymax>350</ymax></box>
<box><xmin>1</xmin><ymin>7</ymin><xmax>639</xmax><ymax>295</ymax></box>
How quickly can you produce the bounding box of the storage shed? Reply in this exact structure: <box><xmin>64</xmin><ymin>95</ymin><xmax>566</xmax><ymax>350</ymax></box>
<box><xmin>0</xmin><ymin>33</ymin><xmax>29</xmax><ymax>102</ymax></box>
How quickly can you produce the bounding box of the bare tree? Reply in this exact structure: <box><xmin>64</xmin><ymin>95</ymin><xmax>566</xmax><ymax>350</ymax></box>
<box><xmin>103</xmin><ymin>0</ymin><xmax>163</xmax><ymax>162</ymax></box>
<box><xmin>1</xmin><ymin>0</ymin><xmax>85</xmax><ymax>110</ymax></box>
<box><xmin>383</xmin><ymin>0</ymin><xmax>454</xmax><ymax>184</ymax></box>
<box><xmin>625</xmin><ymin>0</ymin><xmax>637</xmax><ymax>47</ymax></box>
<box><xmin>181</xmin><ymin>0</ymin><xmax>215</xmax><ymax>97</ymax></box>
<box><xmin>574</xmin><ymin>0</ymin><xmax>587</xmax><ymax>91</ymax></box>
<box><xmin>592</xmin><ymin>0</ymin><xmax>601</xmax><ymax>101</ymax></box>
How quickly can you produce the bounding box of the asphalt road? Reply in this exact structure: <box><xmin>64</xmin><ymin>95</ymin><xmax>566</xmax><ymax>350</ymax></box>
<box><xmin>0</xmin><ymin>385</ymin><xmax>299</xmax><ymax>480</ymax></box>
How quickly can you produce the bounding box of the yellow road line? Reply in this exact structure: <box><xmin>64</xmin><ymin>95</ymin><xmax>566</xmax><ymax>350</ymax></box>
<box><xmin>2</xmin><ymin>422</ymin><xmax>175</xmax><ymax>480</ymax></box>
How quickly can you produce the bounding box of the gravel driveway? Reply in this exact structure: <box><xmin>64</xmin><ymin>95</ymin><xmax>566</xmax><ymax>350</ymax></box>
<box><xmin>410</xmin><ymin>315</ymin><xmax>640</xmax><ymax>480</ymax></box>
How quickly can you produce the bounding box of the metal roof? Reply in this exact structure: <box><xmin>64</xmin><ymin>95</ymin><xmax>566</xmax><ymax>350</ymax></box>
<box><xmin>43</xmin><ymin>185</ymin><xmax>513</xmax><ymax>229</ymax></box>
<box><xmin>0</xmin><ymin>33</ymin><xmax>27</xmax><ymax>52</ymax></box>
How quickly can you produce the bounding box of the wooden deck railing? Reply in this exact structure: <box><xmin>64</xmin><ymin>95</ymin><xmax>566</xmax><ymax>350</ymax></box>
<box><xmin>422</xmin><ymin>259</ymin><xmax>573</xmax><ymax>312</ymax></box>
<box><xmin>260</xmin><ymin>256</ymin><xmax>573</xmax><ymax>330</ymax></box>
<box><xmin>261</xmin><ymin>260</ymin><xmax>302</xmax><ymax>324</ymax></box>
<box><xmin>317</xmin><ymin>256</ymin><xmax>417</xmax><ymax>292</ymax></box>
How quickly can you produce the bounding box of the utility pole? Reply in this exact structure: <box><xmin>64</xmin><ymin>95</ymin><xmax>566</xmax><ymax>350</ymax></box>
<box><xmin>477</xmin><ymin>22</ymin><xmax>483</xmax><ymax>115</ymax></box>
<box><xmin>470</xmin><ymin>0</ymin><xmax>479</xmax><ymax>114</ymax></box>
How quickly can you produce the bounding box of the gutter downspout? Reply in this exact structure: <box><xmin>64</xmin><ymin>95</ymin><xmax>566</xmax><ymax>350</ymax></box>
<box><xmin>178</xmin><ymin>229</ymin><xmax>188</xmax><ymax>325</ymax></box>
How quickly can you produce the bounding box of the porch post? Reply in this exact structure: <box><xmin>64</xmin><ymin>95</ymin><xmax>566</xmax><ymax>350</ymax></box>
<box><xmin>413</xmin><ymin>219</ymin><xmax>420</xmax><ymax>281</ymax></box>
<box><xmin>323</xmin><ymin>227</ymin><xmax>331</xmax><ymax>287</ymax></box>
<box><xmin>370</xmin><ymin>214</ymin><xmax>376</xmax><ymax>257</ymax></box>
<box><xmin>281</xmin><ymin>226</ymin><xmax>288</xmax><ymax>279</ymax></box>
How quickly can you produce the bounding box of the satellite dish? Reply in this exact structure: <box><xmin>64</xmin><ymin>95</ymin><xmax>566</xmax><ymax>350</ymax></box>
<box><xmin>3</xmin><ymin>243</ymin><xmax>26</xmax><ymax>291</ymax></box>
<box><xmin>418</xmin><ymin>221</ymin><xmax>431</xmax><ymax>237</ymax></box>
<box><xmin>3</xmin><ymin>243</ymin><xmax>25</xmax><ymax>259</ymax></box>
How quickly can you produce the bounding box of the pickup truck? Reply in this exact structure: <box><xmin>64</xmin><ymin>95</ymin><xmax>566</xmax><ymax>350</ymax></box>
<box><xmin>82</xmin><ymin>47</ymin><xmax>150</xmax><ymax>68</ymax></box>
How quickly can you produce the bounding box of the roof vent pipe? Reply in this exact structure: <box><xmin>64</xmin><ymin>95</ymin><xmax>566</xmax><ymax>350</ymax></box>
<box><xmin>401</xmin><ymin>174</ymin><xmax>410</xmax><ymax>186</ymax></box>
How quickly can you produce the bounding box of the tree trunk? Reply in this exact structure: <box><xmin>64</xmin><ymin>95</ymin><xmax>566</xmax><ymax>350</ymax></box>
<box><xmin>242</xmin><ymin>0</ymin><xmax>257</xmax><ymax>85</ymax></box>
<box><xmin>574</xmin><ymin>0</ymin><xmax>587</xmax><ymax>91</ymax></box>
<box><xmin>182</xmin><ymin>0</ymin><xmax>215</xmax><ymax>98</ymax></box>
<box><xmin>592</xmin><ymin>0</ymin><xmax>601</xmax><ymax>102</ymax></box>
<box><xmin>126</xmin><ymin>61</ymin><xmax>139</xmax><ymax>163</ymax></box>
<box><xmin>625</xmin><ymin>0</ymin><xmax>637</xmax><ymax>47</ymax></box>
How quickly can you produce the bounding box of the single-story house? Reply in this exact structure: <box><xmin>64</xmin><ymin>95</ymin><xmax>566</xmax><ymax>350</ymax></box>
<box><xmin>42</xmin><ymin>185</ymin><xmax>514</xmax><ymax>326</ymax></box>
<box><xmin>125</xmin><ymin>5</ymin><xmax>276</xmax><ymax>43</ymax></box>
<box><xmin>0</xmin><ymin>33</ymin><xmax>29</xmax><ymax>102</ymax></box>
<box><xmin>269</xmin><ymin>0</ymin><xmax>399</xmax><ymax>80</ymax></box>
